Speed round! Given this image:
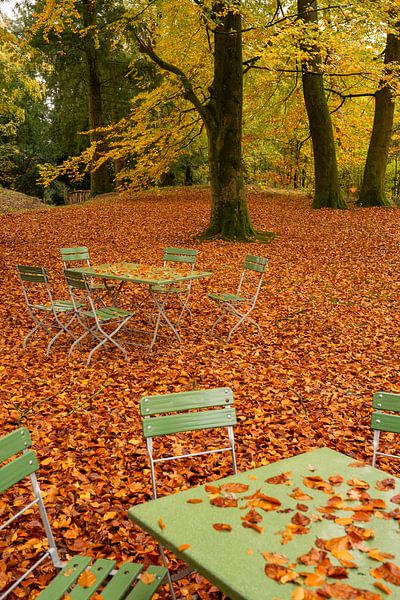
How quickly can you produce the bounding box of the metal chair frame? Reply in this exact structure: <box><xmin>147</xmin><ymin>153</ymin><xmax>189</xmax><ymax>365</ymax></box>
<box><xmin>60</xmin><ymin>246</ymin><xmax>114</xmax><ymax>306</ymax></box>
<box><xmin>64</xmin><ymin>269</ymin><xmax>134</xmax><ymax>365</ymax></box>
<box><xmin>371</xmin><ymin>391</ymin><xmax>400</xmax><ymax>467</ymax></box>
<box><xmin>149</xmin><ymin>248</ymin><xmax>198</xmax><ymax>329</ymax></box>
<box><xmin>208</xmin><ymin>255</ymin><xmax>268</xmax><ymax>341</ymax></box>
<box><xmin>140</xmin><ymin>387</ymin><xmax>237</xmax><ymax>600</ymax></box>
<box><xmin>17</xmin><ymin>265</ymin><xmax>78</xmax><ymax>355</ymax></box>
<box><xmin>0</xmin><ymin>428</ymin><xmax>166</xmax><ymax>600</ymax></box>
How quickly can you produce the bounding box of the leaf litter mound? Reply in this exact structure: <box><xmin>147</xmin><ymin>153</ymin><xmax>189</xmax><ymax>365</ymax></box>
<box><xmin>0</xmin><ymin>187</ymin><xmax>399</xmax><ymax>599</ymax></box>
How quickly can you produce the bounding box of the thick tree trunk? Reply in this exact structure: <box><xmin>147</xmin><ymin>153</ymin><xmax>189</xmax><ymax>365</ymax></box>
<box><xmin>298</xmin><ymin>0</ymin><xmax>346</xmax><ymax>209</ymax></box>
<box><xmin>358</xmin><ymin>31</ymin><xmax>400</xmax><ymax>207</ymax></box>
<box><xmin>199</xmin><ymin>3</ymin><xmax>260</xmax><ymax>240</ymax></box>
<box><xmin>82</xmin><ymin>1</ymin><xmax>112</xmax><ymax>197</ymax></box>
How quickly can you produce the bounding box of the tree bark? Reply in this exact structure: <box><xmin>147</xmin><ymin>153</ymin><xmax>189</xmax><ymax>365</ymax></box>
<box><xmin>82</xmin><ymin>1</ymin><xmax>112</xmax><ymax>196</ymax></box>
<box><xmin>199</xmin><ymin>2</ymin><xmax>259</xmax><ymax>240</ymax></box>
<box><xmin>358</xmin><ymin>29</ymin><xmax>400</xmax><ymax>207</ymax></box>
<box><xmin>298</xmin><ymin>0</ymin><xmax>346</xmax><ymax>209</ymax></box>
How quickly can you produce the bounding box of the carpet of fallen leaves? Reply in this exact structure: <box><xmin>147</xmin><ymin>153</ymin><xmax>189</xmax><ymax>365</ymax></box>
<box><xmin>0</xmin><ymin>187</ymin><xmax>399</xmax><ymax>599</ymax></box>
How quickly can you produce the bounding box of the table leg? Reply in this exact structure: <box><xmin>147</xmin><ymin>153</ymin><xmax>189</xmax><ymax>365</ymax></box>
<box><xmin>148</xmin><ymin>284</ymin><xmax>181</xmax><ymax>350</ymax></box>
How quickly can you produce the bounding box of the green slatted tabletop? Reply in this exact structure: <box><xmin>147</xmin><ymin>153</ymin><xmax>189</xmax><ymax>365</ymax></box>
<box><xmin>128</xmin><ymin>448</ymin><xmax>400</xmax><ymax>600</ymax></box>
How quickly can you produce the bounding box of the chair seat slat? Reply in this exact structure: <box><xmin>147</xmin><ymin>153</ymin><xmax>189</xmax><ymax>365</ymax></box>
<box><xmin>68</xmin><ymin>558</ymin><xmax>115</xmax><ymax>599</ymax></box>
<box><xmin>142</xmin><ymin>408</ymin><xmax>236</xmax><ymax>438</ymax></box>
<box><xmin>99</xmin><ymin>562</ymin><xmax>143</xmax><ymax>599</ymax></box>
<box><xmin>125</xmin><ymin>566</ymin><xmax>167</xmax><ymax>600</ymax></box>
<box><xmin>36</xmin><ymin>556</ymin><xmax>92</xmax><ymax>600</ymax></box>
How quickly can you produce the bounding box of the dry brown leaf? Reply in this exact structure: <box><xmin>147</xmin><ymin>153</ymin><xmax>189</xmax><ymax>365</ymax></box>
<box><xmin>212</xmin><ymin>523</ymin><xmax>232</xmax><ymax>532</ymax></box>
<box><xmin>77</xmin><ymin>570</ymin><xmax>97</xmax><ymax>588</ymax></box>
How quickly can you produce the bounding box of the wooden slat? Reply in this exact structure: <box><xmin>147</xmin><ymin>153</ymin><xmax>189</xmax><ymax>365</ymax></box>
<box><xmin>64</xmin><ymin>270</ymin><xmax>88</xmax><ymax>290</ymax></box>
<box><xmin>0</xmin><ymin>451</ymin><xmax>39</xmax><ymax>493</ymax></box>
<box><xmin>36</xmin><ymin>556</ymin><xmax>92</xmax><ymax>600</ymax></box>
<box><xmin>69</xmin><ymin>558</ymin><xmax>116</xmax><ymax>599</ymax></box>
<box><xmin>0</xmin><ymin>428</ymin><xmax>31</xmax><ymax>462</ymax></box>
<box><xmin>142</xmin><ymin>408</ymin><xmax>236</xmax><ymax>438</ymax></box>
<box><xmin>140</xmin><ymin>388</ymin><xmax>233</xmax><ymax>416</ymax></box>
<box><xmin>243</xmin><ymin>255</ymin><xmax>268</xmax><ymax>273</ymax></box>
<box><xmin>373</xmin><ymin>391</ymin><xmax>400</xmax><ymax>412</ymax></box>
<box><xmin>125</xmin><ymin>566</ymin><xmax>167</xmax><ymax>600</ymax></box>
<box><xmin>371</xmin><ymin>413</ymin><xmax>400</xmax><ymax>434</ymax></box>
<box><xmin>60</xmin><ymin>247</ymin><xmax>90</xmax><ymax>262</ymax></box>
<box><xmin>17</xmin><ymin>265</ymin><xmax>48</xmax><ymax>283</ymax></box>
<box><xmin>100</xmin><ymin>562</ymin><xmax>143</xmax><ymax>600</ymax></box>
<box><xmin>164</xmin><ymin>247</ymin><xmax>197</xmax><ymax>264</ymax></box>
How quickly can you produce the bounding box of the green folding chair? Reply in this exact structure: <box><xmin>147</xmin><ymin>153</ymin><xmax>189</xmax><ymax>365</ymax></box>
<box><xmin>0</xmin><ymin>427</ymin><xmax>166</xmax><ymax>600</ymax></box>
<box><xmin>60</xmin><ymin>246</ymin><xmax>114</xmax><ymax>305</ymax></box>
<box><xmin>16</xmin><ymin>265</ymin><xmax>78</xmax><ymax>355</ymax></box>
<box><xmin>149</xmin><ymin>248</ymin><xmax>198</xmax><ymax>328</ymax></box>
<box><xmin>64</xmin><ymin>269</ymin><xmax>134</xmax><ymax>365</ymax></box>
<box><xmin>371</xmin><ymin>391</ymin><xmax>400</xmax><ymax>467</ymax></box>
<box><xmin>140</xmin><ymin>387</ymin><xmax>237</xmax><ymax>600</ymax></box>
<box><xmin>208</xmin><ymin>255</ymin><xmax>268</xmax><ymax>341</ymax></box>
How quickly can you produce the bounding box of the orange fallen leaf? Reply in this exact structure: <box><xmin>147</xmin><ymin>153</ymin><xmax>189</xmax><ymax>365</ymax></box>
<box><xmin>77</xmin><ymin>570</ymin><xmax>97</xmax><ymax>588</ymax></box>
<box><xmin>212</xmin><ymin>523</ymin><xmax>232</xmax><ymax>531</ymax></box>
<box><xmin>262</xmin><ymin>551</ymin><xmax>288</xmax><ymax>565</ymax></box>
<box><xmin>371</xmin><ymin>562</ymin><xmax>400</xmax><ymax>585</ymax></box>
<box><xmin>220</xmin><ymin>482</ymin><xmax>249</xmax><ymax>493</ymax></box>
<box><xmin>140</xmin><ymin>571</ymin><xmax>156</xmax><ymax>584</ymax></box>
<box><xmin>158</xmin><ymin>518</ymin><xmax>166</xmax><ymax>530</ymax></box>
<box><xmin>368</xmin><ymin>549</ymin><xmax>396</xmax><ymax>562</ymax></box>
<box><xmin>178</xmin><ymin>544</ymin><xmax>191</xmax><ymax>551</ymax></box>
<box><xmin>265</xmin><ymin>564</ymin><xmax>298</xmax><ymax>583</ymax></box>
<box><xmin>242</xmin><ymin>521</ymin><xmax>264</xmax><ymax>534</ymax></box>
<box><xmin>374</xmin><ymin>581</ymin><xmax>393</xmax><ymax>595</ymax></box>
<box><xmin>186</xmin><ymin>498</ymin><xmax>203</xmax><ymax>504</ymax></box>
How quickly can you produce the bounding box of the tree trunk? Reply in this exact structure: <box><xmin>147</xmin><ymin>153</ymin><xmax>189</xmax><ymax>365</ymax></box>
<box><xmin>199</xmin><ymin>3</ymin><xmax>262</xmax><ymax>240</ymax></box>
<box><xmin>298</xmin><ymin>0</ymin><xmax>346</xmax><ymax>209</ymax></box>
<box><xmin>82</xmin><ymin>1</ymin><xmax>112</xmax><ymax>196</ymax></box>
<box><xmin>358</xmin><ymin>30</ymin><xmax>400</xmax><ymax>207</ymax></box>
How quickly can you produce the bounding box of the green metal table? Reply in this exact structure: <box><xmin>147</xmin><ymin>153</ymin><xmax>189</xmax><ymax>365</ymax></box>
<box><xmin>128</xmin><ymin>448</ymin><xmax>400</xmax><ymax>599</ymax></box>
<box><xmin>72</xmin><ymin>262</ymin><xmax>212</xmax><ymax>350</ymax></box>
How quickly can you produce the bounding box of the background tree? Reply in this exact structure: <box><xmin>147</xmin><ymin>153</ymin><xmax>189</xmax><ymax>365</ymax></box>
<box><xmin>297</xmin><ymin>0</ymin><xmax>346</xmax><ymax>209</ymax></box>
<box><xmin>358</xmin><ymin>18</ymin><xmax>400</xmax><ymax>207</ymax></box>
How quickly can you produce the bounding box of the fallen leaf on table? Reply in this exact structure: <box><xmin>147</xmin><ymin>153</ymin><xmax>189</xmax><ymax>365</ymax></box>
<box><xmin>212</xmin><ymin>523</ymin><xmax>232</xmax><ymax>531</ymax></box>
<box><xmin>262</xmin><ymin>551</ymin><xmax>288</xmax><ymax>565</ymax></box>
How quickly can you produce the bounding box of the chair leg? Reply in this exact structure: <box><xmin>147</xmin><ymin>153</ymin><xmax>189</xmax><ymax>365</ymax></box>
<box><xmin>372</xmin><ymin>430</ymin><xmax>380</xmax><ymax>467</ymax></box>
<box><xmin>158</xmin><ymin>544</ymin><xmax>177</xmax><ymax>600</ymax></box>
<box><xmin>86</xmin><ymin>318</ymin><xmax>131</xmax><ymax>365</ymax></box>
<box><xmin>23</xmin><ymin>314</ymin><xmax>53</xmax><ymax>349</ymax></box>
<box><xmin>46</xmin><ymin>313</ymin><xmax>78</xmax><ymax>356</ymax></box>
<box><xmin>210</xmin><ymin>307</ymin><xmax>229</xmax><ymax>335</ymax></box>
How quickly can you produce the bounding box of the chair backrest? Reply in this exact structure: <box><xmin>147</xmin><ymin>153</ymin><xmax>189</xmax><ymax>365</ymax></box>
<box><xmin>60</xmin><ymin>246</ymin><xmax>91</xmax><ymax>268</ymax></box>
<box><xmin>163</xmin><ymin>247</ymin><xmax>197</xmax><ymax>270</ymax></box>
<box><xmin>16</xmin><ymin>265</ymin><xmax>53</xmax><ymax>308</ymax></box>
<box><xmin>236</xmin><ymin>255</ymin><xmax>268</xmax><ymax>301</ymax></box>
<box><xmin>371</xmin><ymin>391</ymin><xmax>400</xmax><ymax>467</ymax></box>
<box><xmin>64</xmin><ymin>269</ymin><xmax>93</xmax><ymax>312</ymax></box>
<box><xmin>0</xmin><ymin>428</ymin><xmax>61</xmax><ymax>597</ymax></box>
<box><xmin>140</xmin><ymin>387</ymin><xmax>237</xmax><ymax>498</ymax></box>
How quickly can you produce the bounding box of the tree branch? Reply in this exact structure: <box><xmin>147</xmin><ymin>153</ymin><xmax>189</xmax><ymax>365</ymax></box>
<box><xmin>133</xmin><ymin>26</ymin><xmax>207</xmax><ymax>121</ymax></box>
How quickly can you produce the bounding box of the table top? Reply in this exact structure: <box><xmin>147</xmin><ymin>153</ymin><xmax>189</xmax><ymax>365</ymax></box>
<box><xmin>72</xmin><ymin>262</ymin><xmax>212</xmax><ymax>286</ymax></box>
<box><xmin>128</xmin><ymin>448</ymin><xmax>400</xmax><ymax>600</ymax></box>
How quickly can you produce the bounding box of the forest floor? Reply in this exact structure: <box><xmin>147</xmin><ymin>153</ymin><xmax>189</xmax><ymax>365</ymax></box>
<box><xmin>1</xmin><ymin>187</ymin><xmax>399</xmax><ymax>598</ymax></box>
